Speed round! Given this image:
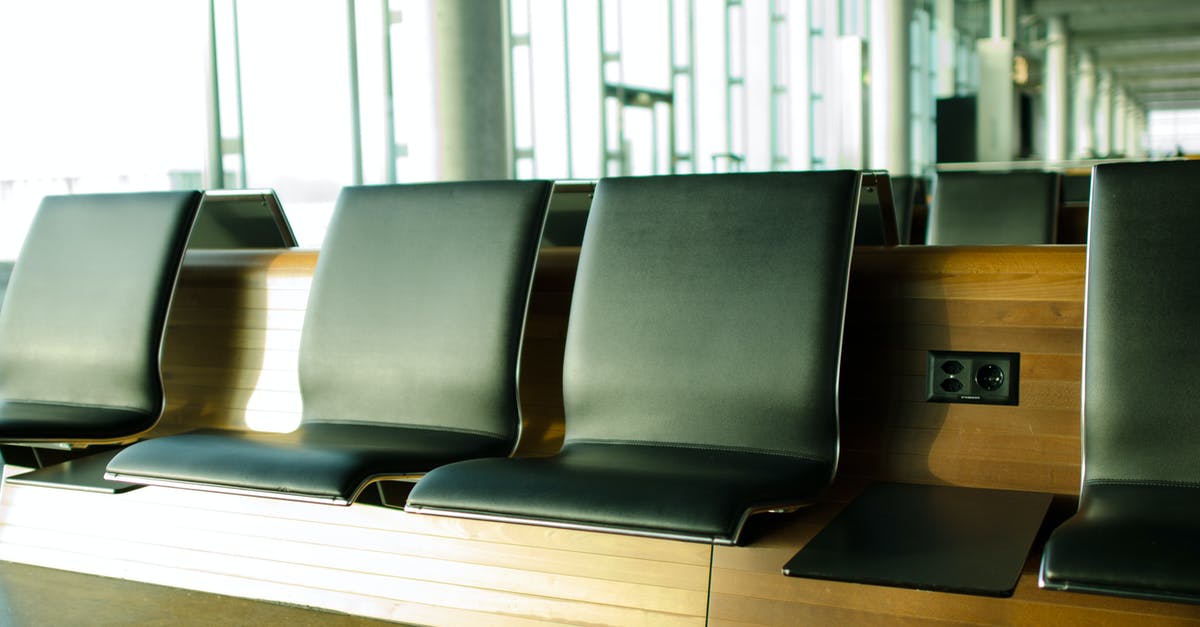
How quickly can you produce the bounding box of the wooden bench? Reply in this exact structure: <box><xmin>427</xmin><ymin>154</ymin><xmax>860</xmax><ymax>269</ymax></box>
<box><xmin>2</xmin><ymin>245</ymin><xmax>1198</xmax><ymax>624</ymax></box>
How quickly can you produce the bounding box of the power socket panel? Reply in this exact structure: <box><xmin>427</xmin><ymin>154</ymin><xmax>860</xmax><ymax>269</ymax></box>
<box><xmin>926</xmin><ymin>350</ymin><xmax>1020</xmax><ymax>405</ymax></box>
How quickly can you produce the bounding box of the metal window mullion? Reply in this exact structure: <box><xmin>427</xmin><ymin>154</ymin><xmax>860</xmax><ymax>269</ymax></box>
<box><xmin>205</xmin><ymin>0</ymin><xmax>225</xmax><ymax>189</ymax></box>
<box><xmin>521</xmin><ymin>0</ymin><xmax>538</xmax><ymax>177</ymax></box>
<box><xmin>346</xmin><ymin>0</ymin><xmax>364</xmax><ymax>185</ymax></box>
<box><xmin>769</xmin><ymin>0</ymin><xmax>788</xmax><ymax>169</ymax></box>
<box><xmin>381</xmin><ymin>0</ymin><xmax>397</xmax><ymax>183</ymax></box>
<box><xmin>598</xmin><ymin>0</ymin><xmax>609</xmax><ymax>175</ymax></box>
<box><xmin>561</xmin><ymin>0</ymin><xmax>574</xmax><ymax>179</ymax></box>
<box><xmin>231</xmin><ymin>0</ymin><xmax>248</xmax><ymax>187</ymax></box>
<box><xmin>807</xmin><ymin>2</ymin><xmax>822</xmax><ymax>168</ymax></box>
<box><xmin>687</xmin><ymin>0</ymin><xmax>697</xmax><ymax>172</ymax></box>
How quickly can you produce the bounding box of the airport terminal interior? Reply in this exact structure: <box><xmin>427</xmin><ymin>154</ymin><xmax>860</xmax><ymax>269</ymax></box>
<box><xmin>1</xmin><ymin>0</ymin><xmax>1200</xmax><ymax>624</ymax></box>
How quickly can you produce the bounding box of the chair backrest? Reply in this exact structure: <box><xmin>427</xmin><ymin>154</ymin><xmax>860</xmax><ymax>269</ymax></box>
<box><xmin>0</xmin><ymin>191</ymin><xmax>202</xmax><ymax>413</ymax></box>
<box><xmin>298</xmin><ymin>181</ymin><xmax>551</xmax><ymax>444</ymax></box>
<box><xmin>561</xmin><ymin>172</ymin><xmax>860</xmax><ymax>463</ymax></box>
<box><xmin>927</xmin><ymin>171</ymin><xmax>1060</xmax><ymax>245</ymax></box>
<box><xmin>1082</xmin><ymin>161</ymin><xmax>1200</xmax><ymax>486</ymax></box>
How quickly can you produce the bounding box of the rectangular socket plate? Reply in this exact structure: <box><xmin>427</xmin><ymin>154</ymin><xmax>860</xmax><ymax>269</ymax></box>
<box><xmin>926</xmin><ymin>350</ymin><xmax>1019</xmax><ymax>405</ymax></box>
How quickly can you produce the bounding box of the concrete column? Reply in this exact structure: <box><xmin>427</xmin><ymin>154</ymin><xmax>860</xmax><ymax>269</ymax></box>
<box><xmin>1112</xmin><ymin>86</ymin><xmax>1127</xmax><ymax>156</ymax></box>
<box><xmin>432</xmin><ymin>0</ymin><xmax>513</xmax><ymax>180</ymax></box>
<box><xmin>1095</xmin><ymin>69</ymin><xmax>1112</xmax><ymax>156</ymax></box>
<box><xmin>934</xmin><ymin>0</ymin><xmax>956</xmax><ymax>98</ymax></box>
<box><xmin>1043</xmin><ymin>16</ymin><xmax>1068</xmax><ymax>162</ymax></box>
<box><xmin>1071</xmin><ymin>51</ymin><xmax>1096</xmax><ymax>158</ymax></box>
<box><xmin>977</xmin><ymin>37</ymin><xmax>1014</xmax><ymax>162</ymax></box>
<box><xmin>868</xmin><ymin>0</ymin><xmax>912</xmax><ymax>174</ymax></box>
<box><xmin>831</xmin><ymin>36</ymin><xmax>867</xmax><ymax>169</ymax></box>
<box><xmin>1126</xmin><ymin>102</ymin><xmax>1143</xmax><ymax>157</ymax></box>
<box><xmin>990</xmin><ymin>0</ymin><xmax>1004</xmax><ymax>39</ymax></box>
<box><xmin>1136</xmin><ymin>108</ymin><xmax>1149</xmax><ymax>157</ymax></box>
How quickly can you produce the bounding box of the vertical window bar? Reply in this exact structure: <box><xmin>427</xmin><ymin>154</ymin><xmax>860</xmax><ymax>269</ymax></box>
<box><xmin>807</xmin><ymin>0</ymin><xmax>823</xmax><ymax>167</ymax></box>
<box><xmin>381</xmin><ymin>0</ymin><xmax>398</xmax><ymax>183</ymax></box>
<box><xmin>205</xmin><ymin>0</ymin><xmax>225</xmax><ymax>189</ymax></box>
<box><xmin>769</xmin><ymin>0</ymin><xmax>789</xmax><ymax>169</ymax></box>
<box><xmin>231</xmin><ymin>0</ymin><xmax>248</xmax><ymax>187</ymax></box>
<box><xmin>346</xmin><ymin>0</ymin><xmax>364</xmax><ymax>185</ymax></box>
<box><xmin>561</xmin><ymin>0</ymin><xmax>574</xmax><ymax>179</ymax></box>
<box><xmin>724</xmin><ymin>0</ymin><xmax>746</xmax><ymax>170</ymax></box>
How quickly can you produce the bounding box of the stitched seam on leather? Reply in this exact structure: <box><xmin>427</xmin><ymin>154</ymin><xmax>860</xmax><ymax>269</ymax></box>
<box><xmin>1086</xmin><ymin>479</ymin><xmax>1200</xmax><ymax>489</ymax></box>
<box><xmin>563</xmin><ymin>438</ymin><xmax>828</xmax><ymax>463</ymax></box>
<box><xmin>2</xmin><ymin>399</ymin><xmax>152</xmax><ymax>414</ymax></box>
<box><xmin>303</xmin><ymin>420</ymin><xmax>509</xmax><ymax>441</ymax></box>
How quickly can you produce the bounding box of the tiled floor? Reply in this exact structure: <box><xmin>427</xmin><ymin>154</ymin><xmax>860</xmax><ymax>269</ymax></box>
<box><xmin>0</xmin><ymin>561</ymin><xmax>403</xmax><ymax>626</ymax></box>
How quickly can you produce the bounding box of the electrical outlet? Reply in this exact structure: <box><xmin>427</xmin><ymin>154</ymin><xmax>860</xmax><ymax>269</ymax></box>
<box><xmin>926</xmin><ymin>350</ymin><xmax>1019</xmax><ymax>405</ymax></box>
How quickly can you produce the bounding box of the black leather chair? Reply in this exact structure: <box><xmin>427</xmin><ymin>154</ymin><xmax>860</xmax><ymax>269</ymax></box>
<box><xmin>406</xmin><ymin>171</ymin><xmax>860</xmax><ymax>544</ymax></box>
<box><xmin>105</xmin><ymin>180</ymin><xmax>552</xmax><ymax>504</ymax></box>
<box><xmin>1039</xmin><ymin>161</ymin><xmax>1200</xmax><ymax>603</ymax></box>
<box><xmin>926</xmin><ymin>171</ymin><xmax>1060</xmax><ymax>245</ymax></box>
<box><xmin>0</xmin><ymin>192</ymin><xmax>202</xmax><ymax>446</ymax></box>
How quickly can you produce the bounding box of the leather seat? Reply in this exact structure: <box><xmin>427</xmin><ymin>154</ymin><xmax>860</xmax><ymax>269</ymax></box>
<box><xmin>0</xmin><ymin>192</ymin><xmax>202</xmax><ymax>446</ymax></box>
<box><xmin>1039</xmin><ymin>161</ymin><xmax>1200</xmax><ymax>603</ymax></box>
<box><xmin>106</xmin><ymin>181</ymin><xmax>552</xmax><ymax>504</ymax></box>
<box><xmin>406</xmin><ymin>171</ymin><xmax>860</xmax><ymax>544</ymax></box>
<box><xmin>927</xmin><ymin>171</ymin><xmax>1060</xmax><ymax>244</ymax></box>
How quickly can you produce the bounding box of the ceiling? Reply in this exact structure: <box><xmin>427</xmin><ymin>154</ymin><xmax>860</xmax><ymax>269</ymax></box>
<box><xmin>1028</xmin><ymin>0</ymin><xmax>1200</xmax><ymax>110</ymax></box>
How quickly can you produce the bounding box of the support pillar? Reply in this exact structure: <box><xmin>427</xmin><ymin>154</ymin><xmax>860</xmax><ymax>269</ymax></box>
<box><xmin>1043</xmin><ymin>15</ymin><xmax>1068</xmax><ymax>162</ymax></box>
<box><xmin>1071</xmin><ymin>51</ymin><xmax>1096</xmax><ymax>158</ymax></box>
<box><xmin>1095</xmin><ymin>69</ymin><xmax>1112</xmax><ymax>156</ymax></box>
<box><xmin>868</xmin><ymin>0</ymin><xmax>911</xmax><ymax>174</ymax></box>
<box><xmin>1112</xmin><ymin>86</ymin><xmax>1127</xmax><ymax>156</ymax></box>
<box><xmin>432</xmin><ymin>0</ymin><xmax>513</xmax><ymax>180</ymax></box>
<box><xmin>934</xmin><ymin>0</ymin><xmax>956</xmax><ymax>98</ymax></box>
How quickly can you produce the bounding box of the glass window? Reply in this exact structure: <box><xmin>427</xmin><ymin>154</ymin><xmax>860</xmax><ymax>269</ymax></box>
<box><xmin>0</xmin><ymin>1</ymin><xmax>207</xmax><ymax>260</ymax></box>
<box><xmin>234</xmin><ymin>0</ymin><xmax>354</xmax><ymax>248</ymax></box>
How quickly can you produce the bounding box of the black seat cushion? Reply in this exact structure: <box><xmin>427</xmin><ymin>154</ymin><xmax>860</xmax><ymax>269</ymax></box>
<box><xmin>0</xmin><ymin>191</ymin><xmax>201</xmax><ymax>444</ymax></box>
<box><xmin>0</xmin><ymin>401</ymin><xmax>156</xmax><ymax>442</ymax></box>
<box><xmin>1040</xmin><ymin>484</ymin><xmax>1200</xmax><ymax>603</ymax></box>
<box><xmin>105</xmin><ymin>423</ymin><xmax>512</xmax><ymax>503</ymax></box>
<box><xmin>927</xmin><ymin>171</ymin><xmax>1059</xmax><ymax>245</ymax></box>
<box><xmin>409</xmin><ymin>442</ymin><xmax>833</xmax><ymax>541</ymax></box>
<box><xmin>408</xmin><ymin>171</ymin><xmax>860</xmax><ymax>543</ymax></box>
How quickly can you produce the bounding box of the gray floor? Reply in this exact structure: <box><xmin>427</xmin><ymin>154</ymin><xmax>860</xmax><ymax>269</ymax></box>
<box><xmin>0</xmin><ymin>561</ymin><xmax>405</xmax><ymax>626</ymax></box>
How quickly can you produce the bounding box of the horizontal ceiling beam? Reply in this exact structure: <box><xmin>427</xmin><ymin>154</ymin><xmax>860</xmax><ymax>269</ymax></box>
<box><xmin>1118</xmin><ymin>77</ymin><xmax>1200</xmax><ymax>90</ymax></box>
<box><xmin>1072</xmin><ymin>26</ymin><xmax>1200</xmax><ymax>46</ymax></box>
<box><xmin>1146</xmin><ymin>99</ymin><xmax>1200</xmax><ymax>110</ymax></box>
<box><xmin>1033</xmin><ymin>0</ymin><xmax>1200</xmax><ymax>13</ymax></box>
<box><xmin>1112</xmin><ymin>63</ymin><xmax>1200</xmax><ymax>79</ymax></box>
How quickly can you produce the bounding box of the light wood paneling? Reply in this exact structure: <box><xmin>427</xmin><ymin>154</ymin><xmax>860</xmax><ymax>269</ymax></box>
<box><xmin>839</xmin><ymin>245</ymin><xmax>1086</xmax><ymax>495</ymax></box>
<box><xmin>155</xmin><ymin>247</ymin><xmax>579</xmax><ymax>447</ymax></box>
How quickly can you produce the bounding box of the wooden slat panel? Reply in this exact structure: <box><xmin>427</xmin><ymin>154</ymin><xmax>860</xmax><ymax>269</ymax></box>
<box><xmin>838</xmin><ymin>246</ymin><xmax>1086</xmax><ymax>494</ymax></box>
<box><xmin>158</xmin><ymin>247</ymin><xmax>578</xmax><ymax>444</ymax></box>
<box><xmin>0</xmin><ymin>480</ymin><xmax>709</xmax><ymax>626</ymax></box>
